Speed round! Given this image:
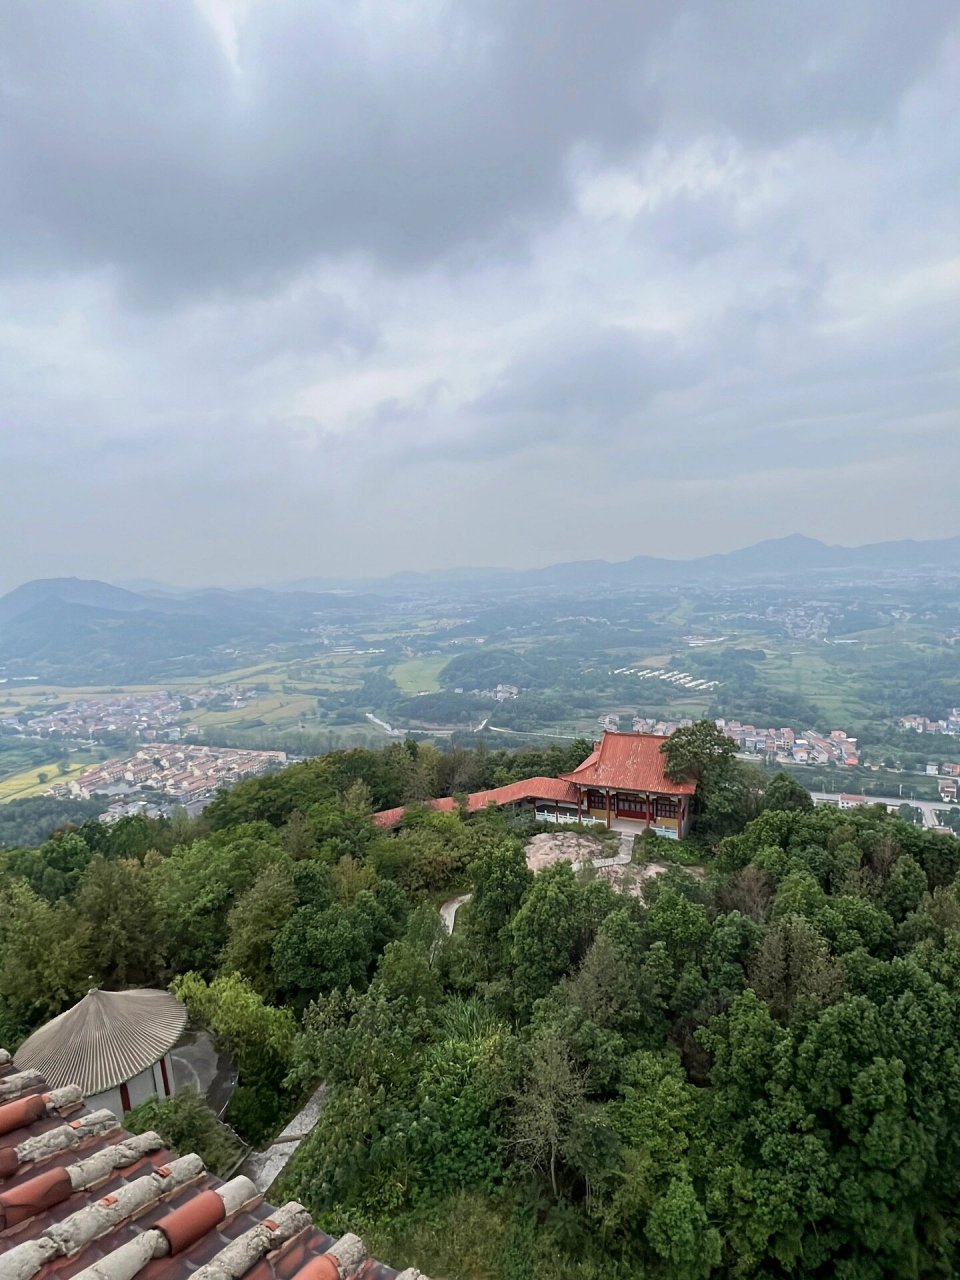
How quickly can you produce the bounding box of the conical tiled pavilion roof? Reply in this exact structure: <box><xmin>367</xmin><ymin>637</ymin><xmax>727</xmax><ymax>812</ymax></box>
<box><xmin>13</xmin><ymin>987</ymin><xmax>187</xmax><ymax>1094</ymax></box>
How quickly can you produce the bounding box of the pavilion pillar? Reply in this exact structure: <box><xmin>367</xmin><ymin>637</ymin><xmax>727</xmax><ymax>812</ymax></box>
<box><xmin>646</xmin><ymin>793</ymin><xmax>652</xmax><ymax>829</ymax></box>
<box><xmin>606</xmin><ymin>790</ymin><xmax>612</xmax><ymax>829</ymax></box>
<box><xmin>577</xmin><ymin>790</ymin><xmax>582</xmax><ymax>821</ymax></box>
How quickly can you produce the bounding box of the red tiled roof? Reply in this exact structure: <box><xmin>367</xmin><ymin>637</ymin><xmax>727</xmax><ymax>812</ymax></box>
<box><xmin>560</xmin><ymin>733</ymin><xmax>696</xmax><ymax>795</ymax></box>
<box><xmin>372</xmin><ymin>777</ymin><xmax>579</xmax><ymax>829</ymax></box>
<box><xmin>0</xmin><ymin>1049</ymin><xmax>426</xmax><ymax>1280</ymax></box>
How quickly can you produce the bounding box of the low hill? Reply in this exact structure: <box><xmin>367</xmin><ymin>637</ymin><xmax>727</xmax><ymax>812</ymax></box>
<box><xmin>0</xmin><ymin>577</ymin><xmax>152</xmax><ymax>624</ymax></box>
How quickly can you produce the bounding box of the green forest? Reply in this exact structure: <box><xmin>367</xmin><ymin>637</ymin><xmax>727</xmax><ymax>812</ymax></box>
<box><xmin>3</xmin><ymin>730</ymin><xmax>960</xmax><ymax>1278</ymax></box>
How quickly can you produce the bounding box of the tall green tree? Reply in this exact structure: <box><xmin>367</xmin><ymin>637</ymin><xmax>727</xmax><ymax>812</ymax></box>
<box><xmin>510</xmin><ymin>863</ymin><xmax>588</xmax><ymax>1018</ymax></box>
<box><xmin>172</xmin><ymin>971</ymin><xmax>297</xmax><ymax>1143</ymax></box>
<box><xmin>76</xmin><ymin>856</ymin><xmax>163</xmax><ymax>988</ymax></box>
<box><xmin>0</xmin><ymin>879</ymin><xmax>89</xmax><ymax>1025</ymax></box>
<box><xmin>662</xmin><ymin>720</ymin><xmax>760</xmax><ymax>838</ymax></box>
<box><xmin>221</xmin><ymin>860</ymin><xmax>298</xmax><ymax>997</ymax></box>
<box><xmin>510</xmin><ymin>1032</ymin><xmax>588</xmax><ymax>1197</ymax></box>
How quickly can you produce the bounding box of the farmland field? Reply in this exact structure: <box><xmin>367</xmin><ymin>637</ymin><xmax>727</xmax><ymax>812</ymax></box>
<box><xmin>1</xmin><ymin>570</ymin><xmax>958</xmax><ymax>792</ymax></box>
<box><xmin>189</xmin><ymin>692</ymin><xmax>318</xmax><ymax>730</ymax></box>
<box><xmin>0</xmin><ymin>757</ymin><xmax>97</xmax><ymax>802</ymax></box>
<box><xmin>390</xmin><ymin>655</ymin><xmax>450</xmax><ymax>694</ymax></box>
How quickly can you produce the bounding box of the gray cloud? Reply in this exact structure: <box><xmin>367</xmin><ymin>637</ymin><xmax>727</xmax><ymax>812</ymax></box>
<box><xmin>476</xmin><ymin>327</ymin><xmax>692</xmax><ymax>421</ymax></box>
<box><xmin>0</xmin><ymin>1</ymin><xmax>958</xmax><ymax>587</ymax></box>
<box><xmin>0</xmin><ymin>0</ymin><xmax>666</xmax><ymax>299</ymax></box>
<box><xmin>3</xmin><ymin>1</ymin><xmax>952</xmax><ymax>300</ymax></box>
<box><xmin>647</xmin><ymin>1</ymin><xmax>958</xmax><ymax>142</ymax></box>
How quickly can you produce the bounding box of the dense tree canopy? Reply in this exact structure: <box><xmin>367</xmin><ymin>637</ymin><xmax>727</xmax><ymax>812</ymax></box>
<box><xmin>3</xmin><ymin>736</ymin><xmax>960</xmax><ymax>1277</ymax></box>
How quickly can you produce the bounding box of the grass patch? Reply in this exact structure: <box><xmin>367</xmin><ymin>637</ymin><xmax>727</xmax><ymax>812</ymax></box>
<box><xmin>190</xmin><ymin>692</ymin><xmax>317</xmax><ymax>730</ymax></box>
<box><xmin>363</xmin><ymin>1194</ymin><xmax>509</xmax><ymax>1280</ymax></box>
<box><xmin>390</xmin><ymin>655</ymin><xmax>450</xmax><ymax>694</ymax></box>
<box><xmin>363</xmin><ymin>1189</ymin><xmax>643</xmax><ymax>1280</ymax></box>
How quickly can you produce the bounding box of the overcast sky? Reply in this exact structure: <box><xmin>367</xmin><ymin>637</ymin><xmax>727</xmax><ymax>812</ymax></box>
<box><xmin>1</xmin><ymin>1</ymin><xmax>958</xmax><ymax>589</ymax></box>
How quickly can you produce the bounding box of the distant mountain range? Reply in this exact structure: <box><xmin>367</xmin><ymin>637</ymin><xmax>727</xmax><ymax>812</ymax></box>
<box><xmin>0</xmin><ymin>535</ymin><xmax>956</xmax><ymax>683</ymax></box>
<box><xmin>3</xmin><ymin>535</ymin><xmax>959</xmax><ymax>621</ymax></box>
<box><xmin>287</xmin><ymin>533</ymin><xmax>960</xmax><ymax>591</ymax></box>
<box><xmin>527</xmin><ymin>533</ymin><xmax>960</xmax><ymax>586</ymax></box>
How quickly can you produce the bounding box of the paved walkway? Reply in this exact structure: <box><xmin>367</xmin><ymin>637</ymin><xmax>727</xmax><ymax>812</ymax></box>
<box><xmin>439</xmin><ymin>893</ymin><xmax>471</xmax><ymax>933</ymax></box>
<box><xmin>438</xmin><ymin>831</ymin><xmax>635</xmax><ymax>930</ymax></box>
<box><xmin>170</xmin><ymin>1028</ymin><xmax>237</xmax><ymax>1118</ymax></box>
<box><xmin>241</xmin><ymin>1085</ymin><xmax>328</xmax><ymax>1194</ymax></box>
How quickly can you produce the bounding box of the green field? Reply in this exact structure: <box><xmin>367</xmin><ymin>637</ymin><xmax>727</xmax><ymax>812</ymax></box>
<box><xmin>0</xmin><ymin>757</ymin><xmax>97</xmax><ymax>802</ymax></box>
<box><xmin>390</xmin><ymin>655</ymin><xmax>450</xmax><ymax>694</ymax></box>
<box><xmin>758</xmin><ymin>648</ymin><xmax>874</xmax><ymax>723</ymax></box>
<box><xmin>189</xmin><ymin>692</ymin><xmax>319</xmax><ymax>730</ymax></box>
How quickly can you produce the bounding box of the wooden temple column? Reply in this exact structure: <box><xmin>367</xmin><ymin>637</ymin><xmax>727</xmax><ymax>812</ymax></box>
<box><xmin>606</xmin><ymin>790</ymin><xmax>612</xmax><ymax>829</ymax></box>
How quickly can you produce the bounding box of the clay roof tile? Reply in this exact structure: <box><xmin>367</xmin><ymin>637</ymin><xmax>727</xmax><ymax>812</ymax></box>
<box><xmin>0</xmin><ymin>1052</ymin><xmax>426</xmax><ymax>1280</ymax></box>
<box><xmin>560</xmin><ymin>732</ymin><xmax>696</xmax><ymax>795</ymax></box>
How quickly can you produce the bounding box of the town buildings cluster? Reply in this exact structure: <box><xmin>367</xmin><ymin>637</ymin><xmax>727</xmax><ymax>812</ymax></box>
<box><xmin>50</xmin><ymin>744</ymin><xmax>287</xmax><ymax>810</ymax></box>
<box><xmin>4</xmin><ymin>691</ymin><xmax>181</xmax><ymax>740</ymax></box>
<box><xmin>1</xmin><ymin>687</ymin><xmax>254</xmax><ymax>742</ymax></box>
<box><xmin>898</xmin><ymin>710</ymin><xmax>960</xmax><ymax>735</ymax></box>
<box><xmin>719</xmin><ymin>721</ymin><xmax>862</xmax><ymax>767</ymax></box>
<box><xmin>624</xmin><ymin>715</ymin><xmax>862</xmax><ymax>767</ymax></box>
<box><xmin>446</xmin><ymin>683</ymin><xmax>519</xmax><ymax>701</ymax></box>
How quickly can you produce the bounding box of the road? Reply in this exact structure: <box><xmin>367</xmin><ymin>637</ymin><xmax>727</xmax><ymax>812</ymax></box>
<box><xmin>810</xmin><ymin>791</ymin><xmax>950</xmax><ymax>830</ymax></box>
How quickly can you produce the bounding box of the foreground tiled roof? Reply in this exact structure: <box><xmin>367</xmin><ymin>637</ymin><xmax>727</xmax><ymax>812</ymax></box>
<box><xmin>13</xmin><ymin>990</ymin><xmax>188</xmax><ymax>1097</ymax></box>
<box><xmin>372</xmin><ymin>776</ymin><xmax>578</xmax><ymax>829</ymax></box>
<box><xmin>0</xmin><ymin>1049</ymin><xmax>427</xmax><ymax>1280</ymax></box>
<box><xmin>560</xmin><ymin>733</ymin><xmax>697</xmax><ymax>796</ymax></box>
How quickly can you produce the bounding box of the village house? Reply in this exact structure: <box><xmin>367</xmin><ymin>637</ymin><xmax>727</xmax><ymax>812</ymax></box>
<box><xmin>838</xmin><ymin>794</ymin><xmax>870</xmax><ymax>810</ymax></box>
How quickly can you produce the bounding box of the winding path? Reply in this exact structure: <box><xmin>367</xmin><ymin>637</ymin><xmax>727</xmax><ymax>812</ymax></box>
<box><xmin>439</xmin><ymin>893</ymin><xmax>471</xmax><ymax>933</ymax></box>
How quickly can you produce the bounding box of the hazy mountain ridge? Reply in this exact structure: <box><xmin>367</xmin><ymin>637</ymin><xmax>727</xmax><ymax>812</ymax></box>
<box><xmin>286</xmin><ymin>534</ymin><xmax>960</xmax><ymax>592</ymax></box>
<box><xmin>0</xmin><ymin>532</ymin><xmax>957</xmax><ymax>684</ymax></box>
<box><xmin>0</xmin><ymin>578</ymin><xmax>379</xmax><ymax>684</ymax></box>
<box><xmin>0</xmin><ymin>577</ymin><xmax>152</xmax><ymax>625</ymax></box>
<box><xmin>523</xmin><ymin>534</ymin><xmax>960</xmax><ymax>586</ymax></box>
<box><xmin>4</xmin><ymin>534</ymin><xmax>959</xmax><ymax>617</ymax></box>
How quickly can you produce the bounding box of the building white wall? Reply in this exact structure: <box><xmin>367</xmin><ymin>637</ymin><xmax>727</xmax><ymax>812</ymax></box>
<box><xmin>89</xmin><ymin>1084</ymin><xmax>125</xmax><ymax>1118</ymax></box>
<box><xmin>87</xmin><ymin>1052</ymin><xmax>175</xmax><ymax>1117</ymax></box>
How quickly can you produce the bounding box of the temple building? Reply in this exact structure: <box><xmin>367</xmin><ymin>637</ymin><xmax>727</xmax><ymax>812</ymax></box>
<box><xmin>558</xmin><ymin>731</ymin><xmax>696</xmax><ymax>837</ymax></box>
<box><xmin>373</xmin><ymin>731</ymin><xmax>697</xmax><ymax>839</ymax></box>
